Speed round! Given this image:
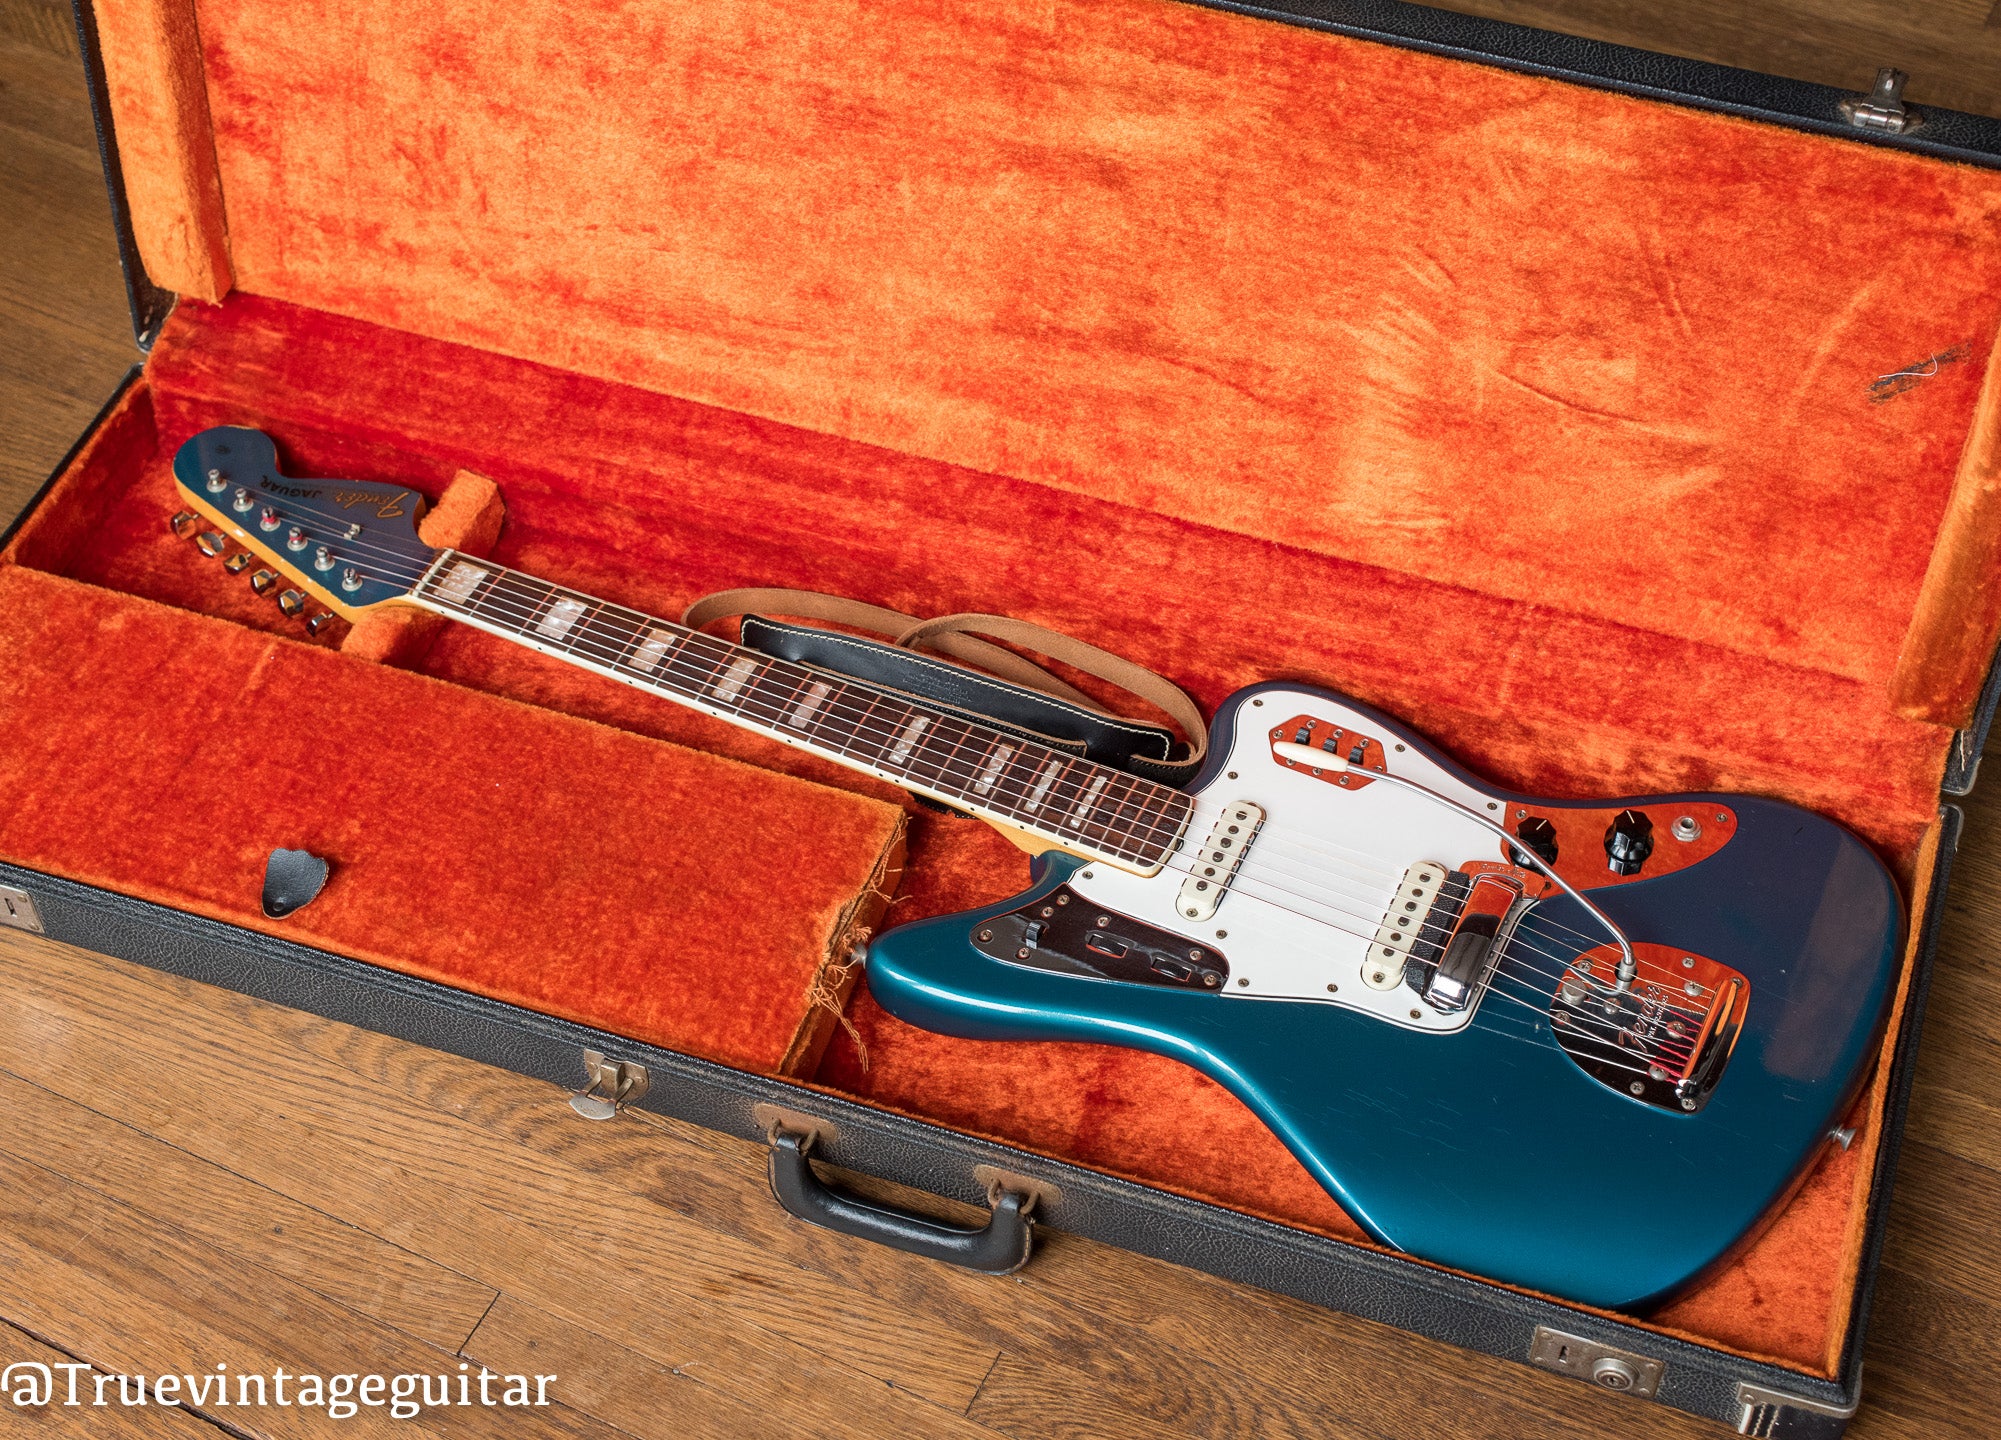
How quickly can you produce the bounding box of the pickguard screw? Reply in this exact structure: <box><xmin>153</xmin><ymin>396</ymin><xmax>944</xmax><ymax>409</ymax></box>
<box><xmin>976</xmin><ymin>928</ymin><xmax>993</xmax><ymax>942</ymax></box>
<box><xmin>1326</xmin><ymin>983</ymin><xmax>1338</xmax><ymax>993</ymax></box>
<box><xmin>1189</xmin><ymin>949</ymin><xmax>1204</xmax><ymax>961</ymax></box>
<box><xmin>1517</xmin><ymin>808</ymin><xmax>1528</xmax><ymax>818</ymax></box>
<box><xmin>1486</xmin><ymin>802</ymin><xmax>1498</xmax><ymax>811</ymax></box>
<box><xmin>1395</xmin><ymin>744</ymin><xmax>1405</xmax><ymax>752</ymax></box>
<box><xmin>1215</xmin><ymin>930</ymin><xmax>1227</xmax><ymax>939</ymax></box>
<box><xmin>1039</xmin><ymin>906</ymin><xmax>1054</xmax><ymax>918</ymax></box>
<box><xmin>1682</xmin><ymin>956</ymin><xmax>1695</xmax><ymax>968</ymax></box>
<box><xmin>1097</xmin><ymin>915</ymin><xmax>1112</xmax><ymax>927</ymax></box>
<box><xmin>1082</xmin><ymin>870</ymin><xmax>1095</xmax><ymax>879</ymax></box>
<box><xmin>1630</xmin><ymin>1081</ymin><xmax>1645</xmax><ymax>1095</ymax></box>
<box><xmin>1409</xmin><ymin>1009</ymin><xmax>1421</xmax><ymax>1020</ymax></box>
<box><xmin>1015</xmin><ymin>948</ymin><xmax>1030</xmax><ymax>959</ymax></box>
<box><xmin>1237</xmin><ymin>978</ymin><xmax>1249</xmax><ymax>987</ymax></box>
<box><xmin>1227</xmin><ymin>771</ymin><xmax>1238</xmax><ymax>779</ymax></box>
<box><xmin>1055</xmin><ymin>894</ymin><xmax>1070</xmax><ymax>905</ymax></box>
<box><xmin>1681</xmin><ymin>1098</ymin><xmax>1697</xmax><ymax>1111</ymax></box>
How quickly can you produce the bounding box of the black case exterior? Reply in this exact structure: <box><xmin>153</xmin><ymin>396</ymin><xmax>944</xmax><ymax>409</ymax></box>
<box><xmin>29</xmin><ymin>0</ymin><xmax>1998</xmax><ymax>1430</ymax></box>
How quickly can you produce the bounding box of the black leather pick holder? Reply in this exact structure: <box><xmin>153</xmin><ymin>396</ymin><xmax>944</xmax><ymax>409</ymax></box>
<box><xmin>262</xmin><ymin>848</ymin><xmax>330</xmax><ymax>918</ymax></box>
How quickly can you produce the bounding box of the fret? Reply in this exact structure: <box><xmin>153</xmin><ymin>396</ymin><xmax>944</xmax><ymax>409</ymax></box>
<box><xmin>886</xmin><ymin>712</ymin><xmax>933</xmax><ymax>770</ymax></box>
<box><xmin>707</xmin><ymin>654</ymin><xmax>762</xmax><ymax>706</ymax></box>
<box><xmin>626</xmin><ymin>626</ymin><xmax>683</xmax><ymax>676</ymax></box>
<box><xmin>1067</xmin><ymin>769</ymin><xmax>1113</xmax><ymax>834</ymax></box>
<box><xmin>580</xmin><ymin>607</ymin><xmax>645</xmax><ymax>673</ymax></box>
<box><xmin>429</xmin><ymin>556</ymin><xmax>492</xmax><ymax>608</ymax></box>
<box><xmin>533</xmin><ymin>593</ymin><xmax>591</xmax><ymax>642</ymax></box>
<box><xmin>1091</xmin><ymin>771</ymin><xmax>1158</xmax><ymax>859</ymax></box>
<box><xmin>732</xmin><ymin>656</ymin><xmax>804</xmax><ymax>728</ymax></box>
<box><xmin>663</xmin><ymin>630</ymin><xmax>736</xmax><ymax>698</ymax></box>
<box><xmin>970</xmin><ymin>739</ymin><xmax>1016</xmax><ymax>797</ymax></box>
<box><xmin>840</xmin><ymin>688</ymin><xmax>900</xmax><ymax>768</ymax></box>
<box><xmin>907</xmin><ymin>716</ymin><xmax>977</xmax><ymax>794</ymax></box>
<box><xmin>786</xmin><ymin>677</ymin><xmax>835</xmax><ymax>733</ymax></box>
<box><xmin>984</xmin><ymin>741</ymin><xmax>1055</xmax><ymax>824</ymax></box>
<box><xmin>475</xmin><ymin>570</ymin><xmax>558</xmax><ymax>633</ymax></box>
<box><xmin>812</xmin><ymin>677</ymin><xmax>876</xmax><ymax>758</ymax></box>
<box><xmin>1040</xmin><ymin>758</ymin><xmax>1094</xmax><ymax>835</ymax></box>
<box><xmin>1019</xmin><ymin>756</ymin><xmax>1066</xmax><ymax>818</ymax></box>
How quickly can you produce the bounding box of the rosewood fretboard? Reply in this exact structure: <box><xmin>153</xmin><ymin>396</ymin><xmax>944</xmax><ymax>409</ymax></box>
<box><xmin>412</xmin><ymin>552</ymin><xmax>1193</xmax><ymax>873</ymax></box>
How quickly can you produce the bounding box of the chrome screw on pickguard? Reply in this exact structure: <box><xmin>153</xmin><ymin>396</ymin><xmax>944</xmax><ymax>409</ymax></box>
<box><xmin>1682</xmin><ymin>956</ymin><xmax>1695</xmax><ymax>968</ymax></box>
<box><xmin>1681</xmin><ymin>1098</ymin><xmax>1697</xmax><ymax>1111</ymax></box>
<box><xmin>1409</xmin><ymin>1009</ymin><xmax>1422</xmax><ymax>1020</ymax></box>
<box><xmin>1238</xmin><ymin>979</ymin><xmax>1249</xmax><ymax>988</ymax></box>
<box><xmin>1015</xmin><ymin>948</ymin><xmax>1030</xmax><ymax>960</ymax></box>
<box><xmin>1189</xmin><ymin>949</ymin><xmax>1204</xmax><ymax>961</ymax></box>
<box><xmin>1215</xmin><ymin>930</ymin><xmax>1227</xmax><ymax>939</ymax></box>
<box><xmin>976</xmin><ymin>928</ymin><xmax>993</xmax><ymax>942</ymax></box>
<box><xmin>1630</xmin><ymin>1081</ymin><xmax>1645</xmax><ymax>1095</ymax></box>
<box><xmin>1097</xmin><ymin>915</ymin><xmax>1111</xmax><ymax>927</ymax></box>
<box><xmin>1055</xmin><ymin>894</ymin><xmax>1069</xmax><ymax>905</ymax></box>
<box><xmin>1039</xmin><ymin>906</ymin><xmax>1054</xmax><ymax>918</ymax></box>
<box><xmin>1325</xmin><ymin>983</ymin><xmax>1338</xmax><ymax>994</ymax></box>
<box><xmin>1672</xmin><ymin>815</ymin><xmax>1702</xmax><ymax>842</ymax></box>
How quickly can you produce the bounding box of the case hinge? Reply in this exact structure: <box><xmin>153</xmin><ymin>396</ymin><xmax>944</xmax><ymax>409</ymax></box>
<box><xmin>0</xmin><ymin>885</ymin><xmax>45</xmax><ymax>935</ymax></box>
<box><xmin>1839</xmin><ymin>68</ymin><xmax>1921</xmax><ymax>135</ymax></box>
<box><xmin>1528</xmin><ymin>1326</ymin><xmax>1663</xmax><ymax>1399</ymax></box>
<box><xmin>568</xmin><ymin>1050</ymin><xmax>649</xmax><ymax>1120</ymax></box>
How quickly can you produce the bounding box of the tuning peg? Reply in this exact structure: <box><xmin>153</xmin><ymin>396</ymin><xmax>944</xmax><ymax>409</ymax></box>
<box><xmin>249</xmin><ymin>569</ymin><xmax>278</xmax><ymax>595</ymax></box>
<box><xmin>305</xmin><ymin>612</ymin><xmax>336</xmax><ymax>637</ymax></box>
<box><xmin>224</xmin><ymin>552</ymin><xmax>254</xmax><ymax>574</ymax></box>
<box><xmin>277</xmin><ymin>590</ymin><xmax>307</xmax><ymax>617</ymax></box>
<box><xmin>195</xmin><ymin>531</ymin><xmax>228</xmax><ymax>557</ymax></box>
<box><xmin>170</xmin><ymin>511</ymin><xmax>198</xmax><ymax>537</ymax></box>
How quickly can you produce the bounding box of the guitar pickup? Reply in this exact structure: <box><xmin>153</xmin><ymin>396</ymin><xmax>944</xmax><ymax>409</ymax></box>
<box><xmin>1175</xmin><ymin>802</ymin><xmax>1266</xmax><ymax>921</ymax></box>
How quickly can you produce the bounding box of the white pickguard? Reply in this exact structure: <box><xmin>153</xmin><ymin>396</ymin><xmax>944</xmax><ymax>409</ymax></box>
<box><xmin>1066</xmin><ymin>688</ymin><xmax>1525</xmax><ymax>1034</ymax></box>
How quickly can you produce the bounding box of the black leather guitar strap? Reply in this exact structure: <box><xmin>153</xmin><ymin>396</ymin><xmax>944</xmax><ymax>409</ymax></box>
<box><xmin>681</xmin><ymin>589</ymin><xmax>1207</xmax><ymax>788</ymax></box>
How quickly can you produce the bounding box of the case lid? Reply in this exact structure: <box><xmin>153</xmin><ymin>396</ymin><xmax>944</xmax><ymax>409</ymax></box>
<box><xmin>86</xmin><ymin>0</ymin><xmax>2001</xmax><ymax>727</ymax></box>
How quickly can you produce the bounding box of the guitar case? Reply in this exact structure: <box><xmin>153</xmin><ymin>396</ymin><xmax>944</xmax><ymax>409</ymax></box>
<box><xmin>3</xmin><ymin>0</ymin><xmax>2000</xmax><ymax>1430</ymax></box>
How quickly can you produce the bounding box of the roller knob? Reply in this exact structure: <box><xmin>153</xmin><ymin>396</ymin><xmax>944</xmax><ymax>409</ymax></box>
<box><xmin>1512</xmin><ymin>816</ymin><xmax>1558</xmax><ymax>867</ymax></box>
<box><xmin>1605</xmin><ymin>810</ymin><xmax>1654</xmax><ymax>876</ymax></box>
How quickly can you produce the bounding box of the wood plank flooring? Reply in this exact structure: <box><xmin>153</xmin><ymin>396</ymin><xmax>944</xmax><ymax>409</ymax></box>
<box><xmin>3</xmin><ymin>9</ymin><xmax>2000</xmax><ymax>1438</ymax></box>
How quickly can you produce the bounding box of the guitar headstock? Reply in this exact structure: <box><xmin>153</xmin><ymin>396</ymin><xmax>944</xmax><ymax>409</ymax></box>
<box><xmin>170</xmin><ymin>427</ymin><xmax>439</xmax><ymax>626</ymax></box>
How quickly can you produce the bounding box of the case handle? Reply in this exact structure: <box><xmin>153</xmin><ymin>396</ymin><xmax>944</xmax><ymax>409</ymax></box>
<box><xmin>765</xmin><ymin>1127</ymin><xmax>1034</xmax><ymax>1274</ymax></box>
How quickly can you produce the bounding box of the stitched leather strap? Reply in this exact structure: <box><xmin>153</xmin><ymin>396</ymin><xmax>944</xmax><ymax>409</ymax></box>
<box><xmin>681</xmin><ymin>588</ymin><xmax>1207</xmax><ymax>765</ymax></box>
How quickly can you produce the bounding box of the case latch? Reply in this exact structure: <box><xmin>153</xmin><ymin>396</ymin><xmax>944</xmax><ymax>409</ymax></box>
<box><xmin>568</xmin><ymin>1050</ymin><xmax>649</xmax><ymax>1120</ymax></box>
<box><xmin>0</xmin><ymin>885</ymin><xmax>44</xmax><ymax>935</ymax></box>
<box><xmin>1527</xmin><ymin>1326</ymin><xmax>1663</xmax><ymax>1399</ymax></box>
<box><xmin>1839</xmin><ymin>68</ymin><xmax>1921</xmax><ymax>135</ymax></box>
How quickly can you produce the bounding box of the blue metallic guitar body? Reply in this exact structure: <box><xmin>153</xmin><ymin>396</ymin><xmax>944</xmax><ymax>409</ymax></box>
<box><xmin>865</xmin><ymin>682</ymin><xmax>1904</xmax><ymax>1310</ymax></box>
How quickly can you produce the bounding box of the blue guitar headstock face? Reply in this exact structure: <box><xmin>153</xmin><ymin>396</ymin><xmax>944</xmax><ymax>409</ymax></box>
<box><xmin>170</xmin><ymin>427</ymin><xmax>440</xmax><ymax>621</ymax></box>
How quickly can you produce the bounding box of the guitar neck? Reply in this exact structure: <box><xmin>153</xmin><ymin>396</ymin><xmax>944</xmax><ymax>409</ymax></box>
<box><xmin>408</xmin><ymin>551</ymin><xmax>1191</xmax><ymax>873</ymax></box>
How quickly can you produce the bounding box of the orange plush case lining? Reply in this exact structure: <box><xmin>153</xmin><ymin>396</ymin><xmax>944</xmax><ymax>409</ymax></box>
<box><xmin>21</xmin><ymin>0</ymin><xmax>2001</xmax><ymax>1382</ymax></box>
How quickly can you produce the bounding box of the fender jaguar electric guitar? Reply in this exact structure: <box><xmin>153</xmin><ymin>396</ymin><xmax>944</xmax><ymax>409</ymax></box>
<box><xmin>171</xmin><ymin>426</ymin><xmax>1903</xmax><ymax>1310</ymax></box>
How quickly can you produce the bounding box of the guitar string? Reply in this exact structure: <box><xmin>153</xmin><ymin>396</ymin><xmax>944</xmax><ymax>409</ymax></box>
<box><xmin>195</xmin><ymin>530</ymin><xmax>1712</xmax><ymax>1006</ymax></box>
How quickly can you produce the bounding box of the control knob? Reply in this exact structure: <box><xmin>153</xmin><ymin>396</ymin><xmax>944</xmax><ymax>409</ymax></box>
<box><xmin>1604</xmin><ymin>810</ymin><xmax>1654</xmax><ymax>876</ymax></box>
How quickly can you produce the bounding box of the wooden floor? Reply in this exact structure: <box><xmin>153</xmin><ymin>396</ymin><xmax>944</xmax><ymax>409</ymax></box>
<box><xmin>4</xmin><ymin>7</ymin><xmax>2001</xmax><ymax>1438</ymax></box>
